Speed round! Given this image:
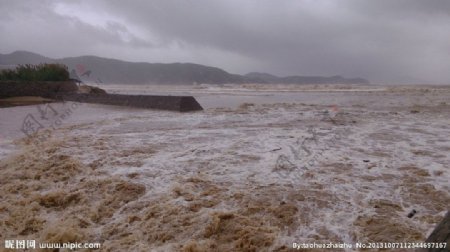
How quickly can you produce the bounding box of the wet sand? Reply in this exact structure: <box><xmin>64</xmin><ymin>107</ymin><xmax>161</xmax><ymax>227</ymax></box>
<box><xmin>0</xmin><ymin>84</ymin><xmax>449</xmax><ymax>251</ymax></box>
<box><xmin>0</xmin><ymin>96</ymin><xmax>54</xmax><ymax>108</ymax></box>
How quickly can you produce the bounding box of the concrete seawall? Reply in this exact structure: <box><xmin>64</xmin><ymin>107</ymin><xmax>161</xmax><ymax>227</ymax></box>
<box><xmin>62</xmin><ymin>93</ymin><xmax>203</xmax><ymax>112</ymax></box>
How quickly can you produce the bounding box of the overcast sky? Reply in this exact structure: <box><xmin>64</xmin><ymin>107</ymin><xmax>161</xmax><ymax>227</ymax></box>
<box><xmin>1</xmin><ymin>0</ymin><xmax>449</xmax><ymax>84</ymax></box>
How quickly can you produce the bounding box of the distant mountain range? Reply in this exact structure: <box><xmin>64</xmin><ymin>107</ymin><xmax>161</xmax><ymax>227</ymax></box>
<box><xmin>245</xmin><ymin>72</ymin><xmax>368</xmax><ymax>85</ymax></box>
<box><xmin>0</xmin><ymin>51</ymin><xmax>369</xmax><ymax>85</ymax></box>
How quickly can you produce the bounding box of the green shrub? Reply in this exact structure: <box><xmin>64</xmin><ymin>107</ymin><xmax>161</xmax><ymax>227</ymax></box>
<box><xmin>0</xmin><ymin>64</ymin><xmax>70</xmax><ymax>81</ymax></box>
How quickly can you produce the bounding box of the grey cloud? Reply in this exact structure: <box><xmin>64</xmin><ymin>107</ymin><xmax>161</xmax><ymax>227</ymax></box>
<box><xmin>0</xmin><ymin>0</ymin><xmax>154</xmax><ymax>56</ymax></box>
<box><xmin>1</xmin><ymin>0</ymin><xmax>450</xmax><ymax>84</ymax></box>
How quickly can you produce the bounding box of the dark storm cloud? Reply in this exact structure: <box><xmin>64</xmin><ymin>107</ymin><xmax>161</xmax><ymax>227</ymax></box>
<box><xmin>1</xmin><ymin>0</ymin><xmax>449</xmax><ymax>84</ymax></box>
<box><xmin>0</xmin><ymin>0</ymin><xmax>153</xmax><ymax>56</ymax></box>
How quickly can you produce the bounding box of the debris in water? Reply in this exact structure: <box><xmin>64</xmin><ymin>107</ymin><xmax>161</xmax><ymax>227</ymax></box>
<box><xmin>407</xmin><ymin>209</ymin><xmax>417</xmax><ymax>218</ymax></box>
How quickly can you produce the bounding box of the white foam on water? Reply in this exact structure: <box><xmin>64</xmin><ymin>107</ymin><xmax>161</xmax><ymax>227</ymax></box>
<box><xmin>1</xmin><ymin>85</ymin><xmax>449</xmax><ymax>250</ymax></box>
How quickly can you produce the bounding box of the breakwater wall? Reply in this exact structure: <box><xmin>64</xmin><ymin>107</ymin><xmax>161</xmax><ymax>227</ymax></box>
<box><xmin>62</xmin><ymin>93</ymin><xmax>203</xmax><ymax>112</ymax></box>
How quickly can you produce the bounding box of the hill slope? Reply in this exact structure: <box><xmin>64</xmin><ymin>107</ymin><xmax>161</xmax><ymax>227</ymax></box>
<box><xmin>245</xmin><ymin>72</ymin><xmax>369</xmax><ymax>84</ymax></box>
<box><xmin>0</xmin><ymin>51</ymin><xmax>369</xmax><ymax>85</ymax></box>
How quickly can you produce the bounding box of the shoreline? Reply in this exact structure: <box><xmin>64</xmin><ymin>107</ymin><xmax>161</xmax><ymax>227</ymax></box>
<box><xmin>0</xmin><ymin>96</ymin><xmax>55</xmax><ymax>108</ymax></box>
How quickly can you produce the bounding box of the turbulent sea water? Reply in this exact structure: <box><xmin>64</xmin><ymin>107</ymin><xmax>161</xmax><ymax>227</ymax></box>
<box><xmin>0</xmin><ymin>84</ymin><xmax>449</xmax><ymax>251</ymax></box>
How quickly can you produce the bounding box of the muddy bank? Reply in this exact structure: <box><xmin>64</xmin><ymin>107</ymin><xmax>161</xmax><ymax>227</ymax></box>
<box><xmin>0</xmin><ymin>96</ymin><xmax>54</xmax><ymax>108</ymax></box>
<box><xmin>0</xmin><ymin>81</ymin><xmax>78</xmax><ymax>99</ymax></box>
